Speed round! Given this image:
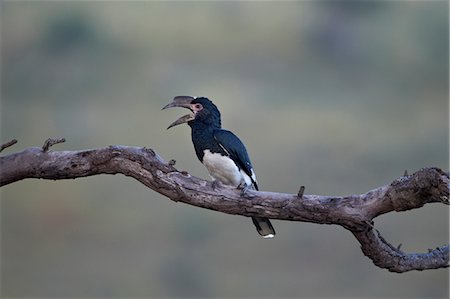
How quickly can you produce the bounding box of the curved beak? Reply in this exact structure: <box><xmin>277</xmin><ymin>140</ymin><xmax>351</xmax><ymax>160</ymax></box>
<box><xmin>162</xmin><ymin>96</ymin><xmax>195</xmax><ymax>129</ymax></box>
<box><xmin>166</xmin><ymin>114</ymin><xmax>194</xmax><ymax>129</ymax></box>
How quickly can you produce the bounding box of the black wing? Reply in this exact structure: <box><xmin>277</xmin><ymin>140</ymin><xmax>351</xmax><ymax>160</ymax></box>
<box><xmin>213</xmin><ymin>129</ymin><xmax>258</xmax><ymax>190</ymax></box>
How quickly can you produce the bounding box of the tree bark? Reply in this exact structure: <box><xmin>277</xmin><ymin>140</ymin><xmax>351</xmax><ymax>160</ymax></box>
<box><xmin>1</xmin><ymin>139</ymin><xmax>448</xmax><ymax>273</ymax></box>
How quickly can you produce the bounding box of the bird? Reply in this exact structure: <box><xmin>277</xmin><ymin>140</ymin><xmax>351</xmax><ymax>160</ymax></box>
<box><xmin>162</xmin><ymin>96</ymin><xmax>276</xmax><ymax>238</ymax></box>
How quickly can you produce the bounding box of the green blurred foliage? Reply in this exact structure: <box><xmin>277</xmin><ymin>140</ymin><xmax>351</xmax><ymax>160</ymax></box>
<box><xmin>1</xmin><ymin>1</ymin><xmax>448</xmax><ymax>298</ymax></box>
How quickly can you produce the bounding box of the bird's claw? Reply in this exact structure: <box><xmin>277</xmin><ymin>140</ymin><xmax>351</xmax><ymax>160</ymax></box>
<box><xmin>211</xmin><ymin>180</ymin><xmax>222</xmax><ymax>191</ymax></box>
<box><xmin>237</xmin><ymin>182</ymin><xmax>249</xmax><ymax>197</ymax></box>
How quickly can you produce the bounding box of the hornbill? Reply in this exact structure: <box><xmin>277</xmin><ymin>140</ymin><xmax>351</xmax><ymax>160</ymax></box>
<box><xmin>162</xmin><ymin>96</ymin><xmax>276</xmax><ymax>238</ymax></box>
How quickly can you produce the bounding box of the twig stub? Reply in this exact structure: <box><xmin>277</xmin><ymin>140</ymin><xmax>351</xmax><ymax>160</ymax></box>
<box><xmin>42</xmin><ymin>137</ymin><xmax>66</xmax><ymax>152</ymax></box>
<box><xmin>0</xmin><ymin>139</ymin><xmax>18</xmax><ymax>153</ymax></box>
<box><xmin>297</xmin><ymin>186</ymin><xmax>305</xmax><ymax>198</ymax></box>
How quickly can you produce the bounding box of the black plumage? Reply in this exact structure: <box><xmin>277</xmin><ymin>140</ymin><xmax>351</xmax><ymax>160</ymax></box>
<box><xmin>163</xmin><ymin>96</ymin><xmax>275</xmax><ymax>238</ymax></box>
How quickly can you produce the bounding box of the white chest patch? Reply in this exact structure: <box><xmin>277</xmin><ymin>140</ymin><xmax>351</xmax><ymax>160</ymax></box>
<box><xmin>202</xmin><ymin>149</ymin><xmax>253</xmax><ymax>187</ymax></box>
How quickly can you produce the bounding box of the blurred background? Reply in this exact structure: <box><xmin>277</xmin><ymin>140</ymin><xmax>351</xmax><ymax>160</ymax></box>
<box><xmin>1</xmin><ymin>1</ymin><xmax>448</xmax><ymax>298</ymax></box>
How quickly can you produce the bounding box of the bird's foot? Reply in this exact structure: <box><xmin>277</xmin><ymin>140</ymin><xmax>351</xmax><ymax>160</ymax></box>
<box><xmin>237</xmin><ymin>182</ymin><xmax>249</xmax><ymax>197</ymax></box>
<box><xmin>211</xmin><ymin>180</ymin><xmax>222</xmax><ymax>191</ymax></box>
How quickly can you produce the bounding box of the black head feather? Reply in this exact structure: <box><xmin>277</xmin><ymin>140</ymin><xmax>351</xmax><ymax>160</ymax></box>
<box><xmin>190</xmin><ymin>97</ymin><xmax>221</xmax><ymax>128</ymax></box>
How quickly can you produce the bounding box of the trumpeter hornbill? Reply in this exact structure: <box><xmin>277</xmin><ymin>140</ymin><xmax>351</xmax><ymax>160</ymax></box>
<box><xmin>162</xmin><ymin>96</ymin><xmax>276</xmax><ymax>238</ymax></box>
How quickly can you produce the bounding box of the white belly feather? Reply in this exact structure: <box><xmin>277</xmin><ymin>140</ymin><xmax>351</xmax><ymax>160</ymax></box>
<box><xmin>202</xmin><ymin>149</ymin><xmax>254</xmax><ymax>187</ymax></box>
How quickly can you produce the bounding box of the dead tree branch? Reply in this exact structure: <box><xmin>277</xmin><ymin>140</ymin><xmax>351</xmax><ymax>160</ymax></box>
<box><xmin>0</xmin><ymin>139</ymin><xmax>17</xmax><ymax>152</ymax></box>
<box><xmin>42</xmin><ymin>137</ymin><xmax>66</xmax><ymax>152</ymax></box>
<box><xmin>0</xmin><ymin>140</ymin><xmax>448</xmax><ymax>273</ymax></box>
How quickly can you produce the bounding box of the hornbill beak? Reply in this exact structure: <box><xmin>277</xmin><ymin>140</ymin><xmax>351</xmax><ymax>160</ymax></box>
<box><xmin>162</xmin><ymin>96</ymin><xmax>196</xmax><ymax>129</ymax></box>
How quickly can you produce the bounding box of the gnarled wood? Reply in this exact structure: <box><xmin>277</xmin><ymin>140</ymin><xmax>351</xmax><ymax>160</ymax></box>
<box><xmin>0</xmin><ymin>141</ymin><xmax>448</xmax><ymax>273</ymax></box>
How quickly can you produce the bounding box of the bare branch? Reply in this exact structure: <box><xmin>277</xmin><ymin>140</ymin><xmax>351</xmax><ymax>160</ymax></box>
<box><xmin>0</xmin><ymin>139</ymin><xmax>18</xmax><ymax>152</ymax></box>
<box><xmin>297</xmin><ymin>185</ymin><xmax>305</xmax><ymax>198</ymax></box>
<box><xmin>0</xmin><ymin>141</ymin><xmax>448</xmax><ymax>273</ymax></box>
<box><xmin>42</xmin><ymin>137</ymin><xmax>66</xmax><ymax>152</ymax></box>
<box><xmin>353</xmin><ymin>228</ymin><xmax>449</xmax><ymax>273</ymax></box>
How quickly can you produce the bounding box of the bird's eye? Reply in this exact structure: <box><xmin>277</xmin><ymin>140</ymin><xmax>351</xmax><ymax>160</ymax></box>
<box><xmin>194</xmin><ymin>104</ymin><xmax>203</xmax><ymax>110</ymax></box>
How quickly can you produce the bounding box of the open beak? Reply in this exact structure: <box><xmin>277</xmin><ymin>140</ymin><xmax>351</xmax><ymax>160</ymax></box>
<box><xmin>162</xmin><ymin>96</ymin><xmax>196</xmax><ymax>129</ymax></box>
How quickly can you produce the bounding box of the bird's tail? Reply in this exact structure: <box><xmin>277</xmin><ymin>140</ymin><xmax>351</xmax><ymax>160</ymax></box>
<box><xmin>251</xmin><ymin>217</ymin><xmax>276</xmax><ymax>239</ymax></box>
